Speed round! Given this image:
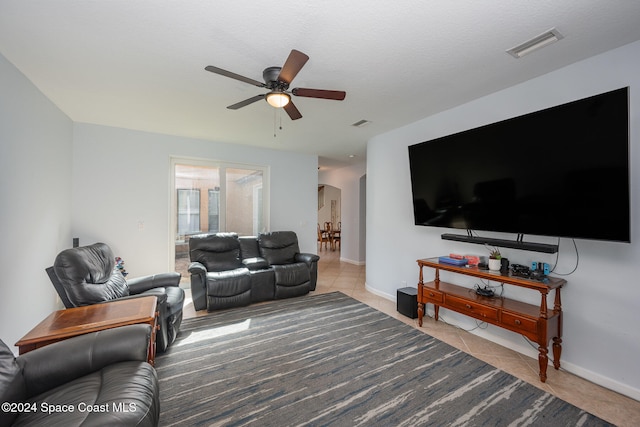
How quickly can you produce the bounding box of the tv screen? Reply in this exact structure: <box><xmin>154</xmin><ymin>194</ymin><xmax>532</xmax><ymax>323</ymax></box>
<box><xmin>408</xmin><ymin>87</ymin><xmax>630</xmax><ymax>243</ymax></box>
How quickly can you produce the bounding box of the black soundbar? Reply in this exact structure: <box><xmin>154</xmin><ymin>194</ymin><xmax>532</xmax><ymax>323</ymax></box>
<box><xmin>441</xmin><ymin>233</ymin><xmax>558</xmax><ymax>254</ymax></box>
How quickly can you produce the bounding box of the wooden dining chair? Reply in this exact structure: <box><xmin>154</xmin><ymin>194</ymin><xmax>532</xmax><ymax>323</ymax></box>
<box><xmin>317</xmin><ymin>224</ymin><xmax>330</xmax><ymax>250</ymax></box>
<box><xmin>331</xmin><ymin>224</ymin><xmax>341</xmax><ymax>251</ymax></box>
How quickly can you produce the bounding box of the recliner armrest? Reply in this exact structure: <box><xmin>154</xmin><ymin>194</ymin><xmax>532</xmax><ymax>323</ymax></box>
<box><xmin>17</xmin><ymin>324</ymin><xmax>152</xmax><ymax>398</ymax></box>
<box><xmin>188</xmin><ymin>261</ymin><xmax>207</xmax><ymax>311</ymax></box>
<box><xmin>243</xmin><ymin>257</ymin><xmax>270</xmax><ymax>270</ymax></box>
<box><xmin>119</xmin><ymin>290</ymin><xmax>169</xmax><ymax>305</ymax></box>
<box><xmin>188</xmin><ymin>261</ymin><xmax>207</xmax><ymax>275</ymax></box>
<box><xmin>128</xmin><ymin>272</ymin><xmax>181</xmax><ymax>294</ymax></box>
<box><xmin>296</xmin><ymin>253</ymin><xmax>320</xmax><ymax>265</ymax></box>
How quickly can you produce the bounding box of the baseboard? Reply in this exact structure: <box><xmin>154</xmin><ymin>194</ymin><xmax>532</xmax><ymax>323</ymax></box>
<box><xmin>427</xmin><ymin>312</ymin><xmax>640</xmax><ymax>401</ymax></box>
<box><xmin>559</xmin><ymin>360</ymin><xmax>640</xmax><ymax>402</ymax></box>
<box><xmin>364</xmin><ymin>283</ymin><xmax>396</xmax><ymax>301</ymax></box>
<box><xmin>340</xmin><ymin>257</ymin><xmax>365</xmax><ymax>266</ymax></box>
<box><xmin>474</xmin><ymin>330</ymin><xmax>640</xmax><ymax>401</ymax></box>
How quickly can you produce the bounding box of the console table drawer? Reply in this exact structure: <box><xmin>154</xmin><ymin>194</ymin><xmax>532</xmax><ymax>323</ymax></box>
<box><xmin>501</xmin><ymin>312</ymin><xmax>538</xmax><ymax>334</ymax></box>
<box><xmin>446</xmin><ymin>295</ymin><xmax>499</xmax><ymax>321</ymax></box>
<box><xmin>422</xmin><ymin>288</ymin><xmax>443</xmax><ymax>304</ymax></box>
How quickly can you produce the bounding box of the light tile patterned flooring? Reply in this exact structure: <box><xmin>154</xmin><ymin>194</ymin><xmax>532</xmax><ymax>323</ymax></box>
<box><xmin>182</xmin><ymin>248</ymin><xmax>640</xmax><ymax>426</ymax></box>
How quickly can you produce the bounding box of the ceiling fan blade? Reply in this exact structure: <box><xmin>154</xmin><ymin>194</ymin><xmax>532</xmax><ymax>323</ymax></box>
<box><xmin>205</xmin><ymin>65</ymin><xmax>265</xmax><ymax>87</ymax></box>
<box><xmin>227</xmin><ymin>94</ymin><xmax>265</xmax><ymax>110</ymax></box>
<box><xmin>292</xmin><ymin>88</ymin><xmax>346</xmax><ymax>100</ymax></box>
<box><xmin>283</xmin><ymin>101</ymin><xmax>302</xmax><ymax>120</ymax></box>
<box><xmin>277</xmin><ymin>50</ymin><xmax>309</xmax><ymax>85</ymax></box>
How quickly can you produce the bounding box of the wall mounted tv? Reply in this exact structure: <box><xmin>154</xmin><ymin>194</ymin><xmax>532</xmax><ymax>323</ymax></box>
<box><xmin>408</xmin><ymin>87</ymin><xmax>630</xmax><ymax>246</ymax></box>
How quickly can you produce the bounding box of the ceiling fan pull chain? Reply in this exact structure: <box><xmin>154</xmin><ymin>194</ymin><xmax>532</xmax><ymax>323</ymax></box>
<box><xmin>273</xmin><ymin>108</ymin><xmax>285</xmax><ymax>138</ymax></box>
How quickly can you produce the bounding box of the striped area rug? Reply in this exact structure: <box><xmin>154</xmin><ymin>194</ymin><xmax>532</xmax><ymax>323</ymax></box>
<box><xmin>155</xmin><ymin>292</ymin><xmax>612</xmax><ymax>426</ymax></box>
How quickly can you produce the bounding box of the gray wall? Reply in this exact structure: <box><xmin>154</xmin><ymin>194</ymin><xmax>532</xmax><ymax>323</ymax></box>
<box><xmin>72</xmin><ymin>123</ymin><xmax>319</xmax><ymax>276</ymax></box>
<box><xmin>366</xmin><ymin>40</ymin><xmax>640</xmax><ymax>399</ymax></box>
<box><xmin>0</xmin><ymin>53</ymin><xmax>73</xmax><ymax>348</ymax></box>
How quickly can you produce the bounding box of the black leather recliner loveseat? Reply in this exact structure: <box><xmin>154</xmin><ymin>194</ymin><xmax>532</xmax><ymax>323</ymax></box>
<box><xmin>0</xmin><ymin>324</ymin><xmax>159</xmax><ymax>426</ymax></box>
<box><xmin>46</xmin><ymin>242</ymin><xmax>185</xmax><ymax>352</ymax></box>
<box><xmin>188</xmin><ymin>231</ymin><xmax>320</xmax><ymax>311</ymax></box>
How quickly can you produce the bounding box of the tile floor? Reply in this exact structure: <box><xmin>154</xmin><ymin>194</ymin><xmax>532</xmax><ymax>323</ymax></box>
<box><xmin>182</xmin><ymin>248</ymin><xmax>640</xmax><ymax>426</ymax></box>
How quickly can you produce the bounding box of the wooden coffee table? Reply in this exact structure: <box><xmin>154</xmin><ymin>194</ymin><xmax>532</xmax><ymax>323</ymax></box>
<box><xmin>15</xmin><ymin>296</ymin><xmax>158</xmax><ymax>365</ymax></box>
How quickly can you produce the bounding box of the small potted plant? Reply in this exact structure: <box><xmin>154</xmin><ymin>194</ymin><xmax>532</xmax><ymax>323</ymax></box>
<box><xmin>488</xmin><ymin>247</ymin><xmax>502</xmax><ymax>271</ymax></box>
<box><xmin>115</xmin><ymin>256</ymin><xmax>128</xmax><ymax>277</ymax></box>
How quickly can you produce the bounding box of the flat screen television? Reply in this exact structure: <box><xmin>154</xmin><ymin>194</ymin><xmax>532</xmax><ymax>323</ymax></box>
<box><xmin>408</xmin><ymin>87</ymin><xmax>630</xmax><ymax>244</ymax></box>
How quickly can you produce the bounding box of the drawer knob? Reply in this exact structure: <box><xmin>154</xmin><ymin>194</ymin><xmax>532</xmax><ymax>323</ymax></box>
<box><xmin>465</xmin><ymin>304</ymin><xmax>472</xmax><ymax>309</ymax></box>
<box><xmin>429</xmin><ymin>292</ymin><xmax>434</xmax><ymax>297</ymax></box>
<box><xmin>515</xmin><ymin>319</ymin><xmax>522</xmax><ymax>325</ymax></box>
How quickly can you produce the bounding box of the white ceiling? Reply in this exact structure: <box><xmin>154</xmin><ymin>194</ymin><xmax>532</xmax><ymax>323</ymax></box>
<box><xmin>2</xmin><ymin>1</ymin><xmax>640</xmax><ymax>169</ymax></box>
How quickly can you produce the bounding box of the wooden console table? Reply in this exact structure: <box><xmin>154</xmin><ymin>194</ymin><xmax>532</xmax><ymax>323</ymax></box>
<box><xmin>15</xmin><ymin>296</ymin><xmax>158</xmax><ymax>365</ymax></box>
<box><xmin>417</xmin><ymin>258</ymin><xmax>566</xmax><ymax>382</ymax></box>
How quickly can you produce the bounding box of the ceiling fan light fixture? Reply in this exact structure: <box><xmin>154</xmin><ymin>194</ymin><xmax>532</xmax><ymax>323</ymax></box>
<box><xmin>266</xmin><ymin>92</ymin><xmax>291</xmax><ymax>108</ymax></box>
<box><xmin>207</xmin><ymin>49</ymin><xmax>346</xmax><ymax>120</ymax></box>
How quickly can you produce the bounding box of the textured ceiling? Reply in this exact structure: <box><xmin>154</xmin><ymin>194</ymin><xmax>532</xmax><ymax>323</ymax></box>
<box><xmin>2</xmin><ymin>1</ymin><xmax>640</xmax><ymax>169</ymax></box>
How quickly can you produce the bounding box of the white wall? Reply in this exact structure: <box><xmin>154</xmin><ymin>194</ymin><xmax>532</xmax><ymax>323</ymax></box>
<box><xmin>319</xmin><ymin>161</ymin><xmax>367</xmax><ymax>264</ymax></box>
<box><xmin>0</xmin><ymin>53</ymin><xmax>73</xmax><ymax>348</ymax></box>
<box><xmin>72</xmin><ymin>123</ymin><xmax>319</xmax><ymax>277</ymax></box>
<box><xmin>366</xmin><ymin>40</ymin><xmax>640</xmax><ymax>399</ymax></box>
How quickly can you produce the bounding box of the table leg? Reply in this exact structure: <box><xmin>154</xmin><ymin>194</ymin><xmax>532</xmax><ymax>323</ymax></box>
<box><xmin>552</xmin><ymin>337</ymin><xmax>562</xmax><ymax>370</ymax></box>
<box><xmin>553</xmin><ymin>288</ymin><xmax>563</xmax><ymax>370</ymax></box>
<box><xmin>538</xmin><ymin>345</ymin><xmax>549</xmax><ymax>382</ymax></box>
<box><xmin>147</xmin><ymin>314</ymin><xmax>159</xmax><ymax>366</ymax></box>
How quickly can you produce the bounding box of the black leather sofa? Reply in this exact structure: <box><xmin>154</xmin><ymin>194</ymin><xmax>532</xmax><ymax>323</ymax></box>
<box><xmin>47</xmin><ymin>242</ymin><xmax>185</xmax><ymax>352</ymax></box>
<box><xmin>188</xmin><ymin>231</ymin><xmax>320</xmax><ymax>311</ymax></box>
<box><xmin>0</xmin><ymin>324</ymin><xmax>159</xmax><ymax>426</ymax></box>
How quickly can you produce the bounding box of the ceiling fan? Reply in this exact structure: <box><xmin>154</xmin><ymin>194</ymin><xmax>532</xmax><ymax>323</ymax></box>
<box><xmin>205</xmin><ymin>49</ymin><xmax>346</xmax><ymax>120</ymax></box>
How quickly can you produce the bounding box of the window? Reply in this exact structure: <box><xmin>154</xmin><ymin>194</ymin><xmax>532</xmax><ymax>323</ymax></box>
<box><xmin>171</xmin><ymin>158</ymin><xmax>269</xmax><ymax>278</ymax></box>
<box><xmin>225</xmin><ymin>167</ymin><xmax>265</xmax><ymax>235</ymax></box>
<box><xmin>177</xmin><ymin>189</ymin><xmax>200</xmax><ymax>235</ymax></box>
<box><xmin>208</xmin><ymin>189</ymin><xmax>220</xmax><ymax>233</ymax></box>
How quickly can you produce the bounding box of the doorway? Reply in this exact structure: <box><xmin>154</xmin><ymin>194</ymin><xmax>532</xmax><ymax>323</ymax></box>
<box><xmin>318</xmin><ymin>184</ymin><xmax>341</xmax><ymax>250</ymax></box>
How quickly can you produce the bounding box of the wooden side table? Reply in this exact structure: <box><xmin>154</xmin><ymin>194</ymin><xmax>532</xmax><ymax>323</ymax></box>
<box><xmin>417</xmin><ymin>258</ymin><xmax>565</xmax><ymax>382</ymax></box>
<box><xmin>15</xmin><ymin>296</ymin><xmax>158</xmax><ymax>365</ymax></box>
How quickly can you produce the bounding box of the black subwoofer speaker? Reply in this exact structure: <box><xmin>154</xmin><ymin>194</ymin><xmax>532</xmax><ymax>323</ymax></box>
<box><xmin>397</xmin><ymin>287</ymin><xmax>418</xmax><ymax>319</ymax></box>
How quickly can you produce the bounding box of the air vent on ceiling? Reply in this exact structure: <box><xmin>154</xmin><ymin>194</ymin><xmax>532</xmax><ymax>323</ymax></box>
<box><xmin>352</xmin><ymin>119</ymin><xmax>371</xmax><ymax>127</ymax></box>
<box><xmin>506</xmin><ymin>28</ymin><xmax>564</xmax><ymax>58</ymax></box>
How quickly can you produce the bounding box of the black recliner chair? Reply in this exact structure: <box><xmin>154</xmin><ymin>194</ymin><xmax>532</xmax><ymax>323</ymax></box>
<box><xmin>189</xmin><ymin>232</ymin><xmax>254</xmax><ymax>311</ymax></box>
<box><xmin>47</xmin><ymin>242</ymin><xmax>184</xmax><ymax>352</ymax></box>
<box><xmin>257</xmin><ymin>231</ymin><xmax>319</xmax><ymax>299</ymax></box>
<box><xmin>0</xmin><ymin>324</ymin><xmax>159</xmax><ymax>426</ymax></box>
